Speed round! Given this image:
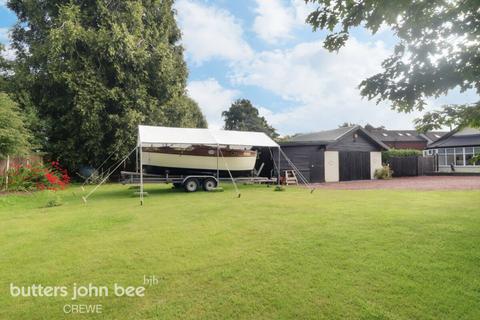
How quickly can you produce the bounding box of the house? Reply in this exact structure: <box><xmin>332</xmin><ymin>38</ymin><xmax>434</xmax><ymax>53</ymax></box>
<box><xmin>279</xmin><ymin>126</ymin><xmax>389</xmax><ymax>183</ymax></box>
<box><xmin>425</xmin><ymin>127</ymin><xmax>480</xmax><ymax>173</ymax></box>
<box><xmin>364</xmin><ymin>124</ymin><xmax>447</xmax><ymax>150</ymax></box>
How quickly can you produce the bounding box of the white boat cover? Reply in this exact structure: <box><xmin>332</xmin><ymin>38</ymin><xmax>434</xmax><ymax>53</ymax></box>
<box><xmin>138</xmin><ymin>125</ymin><xmax>279</xmax><ymax>147</ymax></box>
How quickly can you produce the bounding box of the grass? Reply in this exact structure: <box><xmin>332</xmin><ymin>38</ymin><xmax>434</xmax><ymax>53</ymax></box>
<box><xmin>0</xmin><ymin>183</ymin><xmax>479</xmax><ymax>319</ymax></box>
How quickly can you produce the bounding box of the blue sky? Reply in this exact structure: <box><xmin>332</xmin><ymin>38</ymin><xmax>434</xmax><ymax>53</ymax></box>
<box><xmin>1</xmin><ymin>0</ymin><xmax>477</xmax><ymax>134</ymax></box>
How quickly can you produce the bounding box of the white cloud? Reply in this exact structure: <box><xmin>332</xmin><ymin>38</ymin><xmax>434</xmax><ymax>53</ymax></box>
<box><xmin>253</xmin><ymin>0</ymin><xmax>296</xmax><ymax>44</ymax></box>
<box><xmin>0</xmin><ymin>27</ymin><xmax>15</xmax><ymax>60</ymax></box>
<box><xmin>0</xmin><ymin>27</ymin><xmax>10</xmax><ymax>43</ymax></box>
<box><xmin>176</xmin><ymin>1</ymin><xmax>466</xmax><ymax>135</ymax></box>
<box><xmin>234</xmin><ymin>38</ymin><xmax>389</xmax><ymax>104</ymax></box>
<box><xmin>291</xmin><ymin>0</ymin><xmax>317</xmax><ymax>25</ymax></box>
<box><xmin>252</xmin><ymin>0</ymin><xmax>317</xmax><ymax>44</ymax></box>
<box><xmin>0</xmin><ymin>44</ymin><xmax>15</xmax><ymax>60</ymax></box>
<box><xmin>175</xmin><ymin>0</ymin><xmax>253</xmax><ymax>65</ymax></box>
<box><xmin>375</xmin><ymin>23</ymin><xmax>391</xmax><ymax>35</ymax></box>
<box><xmin>231</xmin><ymin>37</ymin><xmax>433</xmax><ymax>134</ymax></box>
<box><xmin>187</xmin><ymin>78</ymin><xmax>239</xmax><ymax>129</ymax></box>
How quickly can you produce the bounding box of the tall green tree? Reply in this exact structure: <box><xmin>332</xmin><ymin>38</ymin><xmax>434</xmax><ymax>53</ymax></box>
<box><xmin>1</xmin><ymin>44</ymin><xmax>45</xmax><ymax>151</ymax></box>
<box><xmin>305</xmin><ymin>0</ymin><xmax>480</xmax><ymax>131</ymax></box>
<box><xmin>0</xmin><ymin>44</ymin><xmax>10</xmax><ymax>92</ymax></box>
<box><xmin>164</xmin><ymin>96</ymin><xmax>207</xmax><ymax>128</ymax></box>
<box><xmin>0</xmin><ymin>92</ymin><xmax>31</xmax><ymax>158</ymax></box>
<box><xmin>7</xmin><ymin>0</ymin><xmax>205</xmax><ymax>171</ymax></box>
<box><xmin>222</xmin><ymin>99</ymin><xmax>279</xmax><ymax>139</ymax></box>
<box><xmin>338</xmin><ymin>122</ymin><xmax>358</xmax><ymax>128</ymax></box>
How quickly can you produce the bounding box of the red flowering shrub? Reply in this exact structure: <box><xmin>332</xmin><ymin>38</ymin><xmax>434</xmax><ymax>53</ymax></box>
<box><xmin>48</xmin><ymin>161</ymin><xmax>70</xmax><ymax>189</ymax></box>
<box><xmin>1</xmin><ymin>161</ymin><xmax>70</xmax><ymax>191</ymax></box>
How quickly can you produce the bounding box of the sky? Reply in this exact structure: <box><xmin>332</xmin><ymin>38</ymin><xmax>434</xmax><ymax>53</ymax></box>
<box><xmin>0</xmin><ymin>0</ymin><xmax>478</xmax><ymax>135</ymax></box>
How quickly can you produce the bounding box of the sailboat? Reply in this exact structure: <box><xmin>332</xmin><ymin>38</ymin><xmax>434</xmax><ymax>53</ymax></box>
<box><xmin>142</xmin><ymin>145</ymin><xmax>257</xmax><ymax>173</ymax></box>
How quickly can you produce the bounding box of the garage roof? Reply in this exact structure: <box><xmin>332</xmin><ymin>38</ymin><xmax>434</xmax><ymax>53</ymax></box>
<box><xmin>288</xmin><ymin>126</ymin><xmax>355</xmax><ymax>143</ymax></box>
<box><xmin>281</xmin><ymin>126</ymin><xmax>389</xmax><ymax>150</ymax></box>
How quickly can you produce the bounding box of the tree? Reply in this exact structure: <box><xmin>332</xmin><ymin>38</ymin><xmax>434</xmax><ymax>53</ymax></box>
<box><xmin>338</xmin><ymin>122</ymin><xmax>358</xmax><ymax>128</ymax></box>
<box><xmin>7</xmin><ymin>0</ymin><xmax>205</xmax><ymax>171</ymax></box>
<box><xmin>163</xmin><ymin>96</ymin><xmax>207</xmax><ymax>128</ymax></box>
<box><xmin>0</xmin><ymin>92</ymin><xmax>31</xmax><ymax>158</ymax></box>
<box><xmin>0</xmin><ymin>44</ymin><xmax>10</xmax><ymax>92</ymax></box>
<box><xmin>222</xmin><ymin>99</ymin><xmax>279</xmax><ymax>139</ymax></box>
<box><xmin>1</xmin><ymin>44</ymin><xmax>45</xmax><ymax>151</ymax></box>
<box><xmin>276</xmin><ymin>133</ymin><xmax>301</xmax><ymax>142</ymax></box>
<box><xmin>305</xmin><ymin>0</ymin><xmax>480</xmax><ymax>131</ymax></box>
<box><xmin>364</xmin><ymin>124</ymin><xmax>385</xmax><ymax>131</ymax></box>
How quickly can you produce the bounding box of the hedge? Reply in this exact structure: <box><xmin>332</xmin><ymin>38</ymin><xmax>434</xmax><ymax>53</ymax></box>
<box><xmin>382</xmin><ymin>149</ymin><xmax>422</xmax><ymax>162</ymax></box>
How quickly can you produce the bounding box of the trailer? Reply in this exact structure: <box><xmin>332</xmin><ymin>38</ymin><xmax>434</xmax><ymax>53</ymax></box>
<box><xmin>120</xmin><ymin>171</ymin><xmax>220</xmax><ymax>192</ymax></box>
<box><xmin>120</xmin><ymin>171</ymin><xmax>277</xmax><ymax>192</ymax></box>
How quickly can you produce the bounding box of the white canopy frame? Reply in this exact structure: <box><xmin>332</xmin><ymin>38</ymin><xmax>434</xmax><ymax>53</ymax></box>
<box><xmin>80</xmin><ymin>125</ymin><xmax>314</xmax><ymax>204</ymax></box>
<box><xmin>137</xmin><ymin>125</ymin><xmax>279</xmax><ymax>148</ymax></box>
<box><xmin>137</xmin><ymin>125</ymin><xmax>283</xmax><ymax>205</ymax></box>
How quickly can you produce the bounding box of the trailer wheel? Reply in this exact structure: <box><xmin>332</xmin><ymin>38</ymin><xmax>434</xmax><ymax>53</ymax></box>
<box><xmin>183</xmin><ymin>178</ymin><xmax>199</xmax><ymax>192</ymax></box>
<box><xmin>202</xmin><ymin>178</ymin><xmax>217</xmax><ymax>191</ymax></box>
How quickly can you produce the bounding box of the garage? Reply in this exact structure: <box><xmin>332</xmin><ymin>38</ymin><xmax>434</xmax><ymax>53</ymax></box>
<box><xmin>278</xmin><ymin>126</ymin><xmax>388</xmax><ymax>183</ymax></box>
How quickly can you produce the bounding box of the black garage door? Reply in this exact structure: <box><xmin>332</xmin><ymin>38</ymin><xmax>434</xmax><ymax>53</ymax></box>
<box><xmin>279</xmin><ymin>146</ymin><xmax>325</xmax><ymax>183</ymax></box>
<box><xmin>339</xmin><ymin>151</ymin><xmax>370</xmax><ymax>181</ymax></box>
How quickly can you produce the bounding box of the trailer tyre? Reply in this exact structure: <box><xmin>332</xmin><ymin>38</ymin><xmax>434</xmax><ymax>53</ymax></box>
<box><xmin>202</xmin><ymin>178</ymin><xmax>217</xmax><ymax>191</ymax></box>
<box><xmin>184</xmin><ymin>178</ymin><xmax>199</xmax><ymax>192</ymax></box>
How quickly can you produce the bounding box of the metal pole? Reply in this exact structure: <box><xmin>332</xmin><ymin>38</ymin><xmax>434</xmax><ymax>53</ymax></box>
<box><xmin>139</xmin><ymin>145</ymin><xmax>144</xmax><ymax>206</ymax></box>
<box><xmin>219</xmin><ymin>148</ymin><xmax>240</xmax><ymax>198</ymax></box>
<box><xmin>135</xmin><ymin>145</ymin><xmax>139</xmax><ymax>173</ymax></box>
<box><xmin>277</xmin><ymin>147</ymin><xmax>281</xmax><ymax>185</ymax></box>
<box><xmin>216</xmin><ymin>144</ymin><xmax>220</xmax><ymax>186</ymax></box>
<box><xmin>4</xmin><ymin>154</ymin><xmax>9</xmax><ymax>191</ymax></box>
<box><xmin>81</xmin><ymin>146</ymin><xmax>137</xmax><ymax>203</ymax></box>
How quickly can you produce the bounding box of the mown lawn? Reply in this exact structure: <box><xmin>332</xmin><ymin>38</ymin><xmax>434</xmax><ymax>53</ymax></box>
<box><xmin>0</xmin><ymin>183</ymin><xmax>479</xmax><ymax>319</ymax></box>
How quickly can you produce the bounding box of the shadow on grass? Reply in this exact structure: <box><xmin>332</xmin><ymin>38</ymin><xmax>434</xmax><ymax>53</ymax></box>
<box><xmin>77</xmin><ymin>182</ymin><xmax>275</xmax><ymax>204</ymax></box>
<box><xmin>79</xmin><ymin>184</ymin><xmax>186</xmax><ymax>201</ymax></box>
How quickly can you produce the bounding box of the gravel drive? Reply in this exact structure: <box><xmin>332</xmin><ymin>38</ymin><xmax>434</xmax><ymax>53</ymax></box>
<box><xmin>311</xmin><ymin>176</ymin><xmax>480</xmax><ymax>190</ymax></box>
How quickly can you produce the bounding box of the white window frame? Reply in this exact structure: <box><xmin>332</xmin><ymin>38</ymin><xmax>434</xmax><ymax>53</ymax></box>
<box><xmin>435</xmin><ymin>146</ymin><xmax>480</xmax><ymax>167</ymax></box>
<box><xmin>465</xmin><ymin>147</ymin><xmax>478</xmax><ymax>167</ymax></box>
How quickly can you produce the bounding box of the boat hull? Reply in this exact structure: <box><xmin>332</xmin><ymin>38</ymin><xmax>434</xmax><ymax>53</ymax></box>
<box><xmin>142</xmin><ymin>151</ymin><xmax>257</xmax><ymax>171</ymax></box>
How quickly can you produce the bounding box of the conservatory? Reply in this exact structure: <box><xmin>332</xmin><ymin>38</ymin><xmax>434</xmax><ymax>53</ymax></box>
<box><xmin>425</xmin><ymin>127</ymin><xmax>480</xmax><ymax>173</ymax></box>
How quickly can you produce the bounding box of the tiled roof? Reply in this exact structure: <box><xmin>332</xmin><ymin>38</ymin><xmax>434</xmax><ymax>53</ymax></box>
<box><xmin>288</xmin><ymin>126</ymin><xmax>356</xmax><ymax>143</ymax></box>
<box><xmin>365</xmin><ymin>126</ymin><xmax>447</xmax><ymax>143</ymax></box>
<box><xmin>282</xmin><ymin>125</ymin><xmax>389</xmax><ymax>150</ymax></box>
<box><xmin>428</xmin><ymin>128</ymin><xmax>480</xmax><ymax>148</ymax></box>
<box><xmin>422</xmin><ymin>132</ymin><xmax>448</xmax><ymax>142</ymax></box>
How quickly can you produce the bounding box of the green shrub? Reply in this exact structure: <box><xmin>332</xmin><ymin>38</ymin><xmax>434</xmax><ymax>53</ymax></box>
<box><xmin>374</xmin><ymin>165</ymin><xmax>393</xmax><ymax>180</ymax></box>
<box><xmin>1</xmin><ymin>161</ymin><xmax>70</xmax><ymax>192</ymax></box>
<box><xmin>382</xmin><ymin>149</ymin><xmax>422</xmax><ymax>162</ymax></box>
<box><xmin>44</xmin><ymin>192</ymin><xmax>63</xmax><ymax>207</ymax></box>
<box><xmin>2</xmin><ymin>164</ymin><xmax>43</xmax><ymax>191</ymax></box>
